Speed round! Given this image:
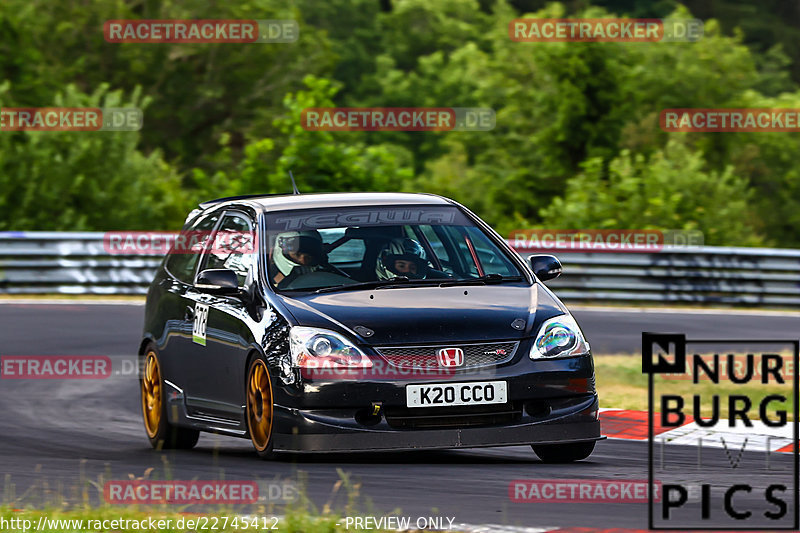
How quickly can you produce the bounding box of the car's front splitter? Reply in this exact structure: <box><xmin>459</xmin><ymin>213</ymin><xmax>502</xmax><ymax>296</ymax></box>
<box><xmin>270</xmin><ymin>393</ymin><xmax>601</xmax><ymax>453</ymax></box>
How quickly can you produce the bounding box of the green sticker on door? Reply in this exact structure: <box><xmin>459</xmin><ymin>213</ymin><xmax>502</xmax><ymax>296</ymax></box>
<box><xmin>192</xmin><ymin>303</ymin><xmax>209</xmax><ymax>346</ymax></box>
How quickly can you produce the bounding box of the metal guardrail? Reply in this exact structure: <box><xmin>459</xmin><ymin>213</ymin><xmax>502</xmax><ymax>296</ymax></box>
<box><xmin>1</xmin><ymin>232</ymin><xmax>799</xmax><ymax>306</ymax></box>
<box><xmin>515</xmin><ymin>245</ymin><xmax>800</xmax><ymax>307</ymax></box>
<box><xmin>0</xmin><ymin>232</ymin><xmax>160</xmax><ymax>295</ymax></box>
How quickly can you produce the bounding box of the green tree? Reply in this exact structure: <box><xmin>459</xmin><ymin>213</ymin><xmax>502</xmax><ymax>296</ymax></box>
<box><xmin>0</xmin><ymin>83</ymin><xmax>185</xmax><ymax>230</ymax></box>
<box><xmin>190</xmin><ymin>76</ymin><xmax>414</xmax><ymax>200</ymax></box>
<box><xmin>0</xmin><ymin>0</ymin><xmax>337</xmax><ymax>168</ymax></box>
<box><xmin>539</xmin><ymin>140</ymin><xmax>763</xmax><ymax>246</ymax></box>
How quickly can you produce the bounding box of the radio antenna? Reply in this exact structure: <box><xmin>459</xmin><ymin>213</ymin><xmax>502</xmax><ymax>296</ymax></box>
<box><xmin>289</xmin><ymin>170</ymin><xmax>300</xmax><ymax>195</ymax></box>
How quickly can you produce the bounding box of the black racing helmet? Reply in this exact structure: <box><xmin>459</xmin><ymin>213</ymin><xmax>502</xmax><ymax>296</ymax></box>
<box><xmin>376</xmin><ymin>238</ymin><xmax>429</xmax><ymax>280</ymax></box>
<box><xmin>277</xmin><ymin>232</ymin><xmax>323</xmax><ymax>260</ymax></box>
<box><xmin>273</xmin><ymin>230</ymin><xmax>324</xmax><ymax>276</ymax></box>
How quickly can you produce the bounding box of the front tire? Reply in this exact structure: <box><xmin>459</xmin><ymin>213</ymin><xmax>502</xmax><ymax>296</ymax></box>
<box><xmin>246</xmin><ymin>356</ymin><xmax>276</xmax><ymax>460</ymax></box>
<box><xmin>532</xmin><ymin>441</ymin><xmax>595</xmax><ymax>463</ymax></box>
<box><xmin>141</xmin><ymin>346</ymin><xmax>199</xmax><ymax>450</ymax></box>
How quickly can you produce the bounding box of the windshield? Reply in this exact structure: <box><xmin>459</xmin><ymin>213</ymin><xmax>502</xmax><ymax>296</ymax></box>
<box><xmin>264</xmin><ymin>205</ymin><xmax>523</xmax><ymax>292</ymax></box>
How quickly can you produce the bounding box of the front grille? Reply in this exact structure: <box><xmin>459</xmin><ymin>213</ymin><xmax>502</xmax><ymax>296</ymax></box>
<box><xmin>375</xmin><ymin>341</ymin><xmax>518</xmax><ymax>369</ymax></box>
<box><xmin>384</xmin><ymin>402</ymin><xmax>522</xmax><ymax>429</ymax></box>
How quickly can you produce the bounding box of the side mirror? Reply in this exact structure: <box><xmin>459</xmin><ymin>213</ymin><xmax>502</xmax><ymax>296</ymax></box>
<box><xmin>195</xmin><ymin>269</ymin><xmax>240</xmax><ymax>295</ymax></box>
<box><xmin>528</xmin><ymin>254</ymin><xmax>562</xmax><ymax>282</ymax></box>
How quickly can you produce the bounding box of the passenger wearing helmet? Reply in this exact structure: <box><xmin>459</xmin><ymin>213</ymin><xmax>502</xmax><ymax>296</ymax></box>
<box><xmin>270</xmin><ymin>230</ymin><xmax>325</xmax><ymax>286</ymax></box>
<box><xmin>375</xmin><ymin>238</ymin><xmax>448</xmax><ymax>280</ymax></box>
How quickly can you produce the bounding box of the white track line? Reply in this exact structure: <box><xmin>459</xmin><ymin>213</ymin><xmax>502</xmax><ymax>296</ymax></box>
<box><xmin>656</xmin><ymin>420</ymin><xmax>793</xmax><ymax>452</ymax></box>
<box><xmin>601</xmin><ymin>408</ymin><xmax>794</xmax><ymax>452</ymax></box>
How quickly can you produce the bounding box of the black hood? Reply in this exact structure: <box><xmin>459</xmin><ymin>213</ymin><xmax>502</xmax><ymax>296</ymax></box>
<box><xmin>275</xmin><ymin>283</ymin><xmax>564</xmax><ymax>345</ymax></box>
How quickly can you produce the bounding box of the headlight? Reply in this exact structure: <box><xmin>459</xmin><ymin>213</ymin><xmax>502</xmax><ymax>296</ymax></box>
<box><xmin>289</xmin><ymin>326</ymin><xmax>372</xmax><ymax>369</ymax></box>
<box><xmin>530</xmin><ymin>314</ymin><xmax>590</xmax><ymax>359</ymax></box>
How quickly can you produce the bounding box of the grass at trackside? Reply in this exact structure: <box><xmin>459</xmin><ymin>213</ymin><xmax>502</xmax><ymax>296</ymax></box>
<box><xmin>0</xmin><ymin>470</ymin><xmax>416</xmax><ymax>533</ymax></box>
<box><xmin>595</xmin><ymin>354</ymin><xmax>795</xmax><ymax>421</ymax></box>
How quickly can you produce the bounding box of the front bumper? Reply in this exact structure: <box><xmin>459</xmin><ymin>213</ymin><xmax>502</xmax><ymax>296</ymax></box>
<box><xmin>271</xmin><ymin>391</ymin><xmax>601</xmax><ymax>453</ymax></box>
<box><xmin>270</xmin><ymin>352</ymin><xmax>600</xmax><ymax>452</ymax></box>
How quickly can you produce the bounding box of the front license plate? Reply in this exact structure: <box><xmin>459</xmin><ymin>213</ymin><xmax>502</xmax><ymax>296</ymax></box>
<box><xmin>406</xmin><ymin>381</ymin><xmax>508</xmax><ymax>408</ymax></box>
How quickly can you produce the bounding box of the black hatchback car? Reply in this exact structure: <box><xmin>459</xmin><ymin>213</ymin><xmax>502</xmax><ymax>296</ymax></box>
<box><xmin>139</xmin><ymin>192</ymin><xmax>601</xmax><ymax>461</ymax></box>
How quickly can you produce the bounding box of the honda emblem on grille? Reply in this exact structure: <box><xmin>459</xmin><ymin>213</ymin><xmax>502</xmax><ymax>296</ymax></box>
<box><xmin>437</xmin><ymin>348</ymin><xmax>464</xmax><ymax>367</ymax></box>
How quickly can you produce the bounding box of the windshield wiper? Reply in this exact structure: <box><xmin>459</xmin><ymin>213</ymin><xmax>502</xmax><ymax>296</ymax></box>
<box><xmin>311</xmin><ymin>277</ymin><xmax>416</xmax><ymax>294</ymax></box>
<box><xmin>437</xmin><ymin>274</ymin><xmax>524</xmax><ymax>287</ymax></box>
<box><xmin>307</xmin><ymin>274</ymin><xmax>522</xmax><ymax>294</ymax></box>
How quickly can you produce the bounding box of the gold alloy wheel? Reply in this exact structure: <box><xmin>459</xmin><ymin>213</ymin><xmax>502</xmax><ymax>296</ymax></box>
<box><xmin>247</xmin><ymin>359</ymin><xmax>274</xmax><ymax>451</ymax></box>
<box><xmin>141</xmin><ymin>350</ymin><xmax>162</xmax><ymax>438</ymax></box>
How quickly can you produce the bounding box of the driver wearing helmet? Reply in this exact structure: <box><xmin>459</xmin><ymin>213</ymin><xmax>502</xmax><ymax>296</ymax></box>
<box><xmin>270</xmin><ymin>230</ymin><xmax>325</xmax><ymax>286</ymax></box>
<box><xmin>375</xmin><ymin>238</ymin><xmax>448</xmax><ymax>280</ymax></box>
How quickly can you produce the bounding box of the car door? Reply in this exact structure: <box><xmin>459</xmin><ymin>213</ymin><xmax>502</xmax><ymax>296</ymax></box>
<box><xmin>184</xmin><ymin>210</ymin><xmax>258</xmax><ymax>418</ymax></box>
<box><xmin>158</xmin><ymin>211</ymin><xmax>221</xmax><ymax>389</ymax></box>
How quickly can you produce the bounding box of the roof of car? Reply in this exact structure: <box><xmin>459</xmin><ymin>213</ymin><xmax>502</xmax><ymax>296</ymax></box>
<box><xmin>201</xmin><ymin>192</ymin><xmax>454</xmax><ymax>212</ymax></box>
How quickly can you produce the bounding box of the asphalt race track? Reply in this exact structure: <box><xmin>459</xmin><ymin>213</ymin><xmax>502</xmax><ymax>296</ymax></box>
<box><xmin>0</xmin><ymin>302</ymin><xmax>798</xmax><ymax>529</ymax></box>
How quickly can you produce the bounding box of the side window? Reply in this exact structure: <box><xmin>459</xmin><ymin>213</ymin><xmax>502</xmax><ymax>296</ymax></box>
<box><xmin>201</xmin><ymin>212</ymin><xmax>256</xmax><ymax>287</ymax></box>
<box><xmin>165</xmin><ymin>212</ymin><xmax>220</xmax><ymax>284</ymax></box>
<box><xmin>456</xmin><ymin>240</ymin><xmax>480</xmax><ymax>277</ymax></box>
<box><xmin>459</xmin><ymin>227</ymin><xmax>517</xmax><ymax>277</ymax></box>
